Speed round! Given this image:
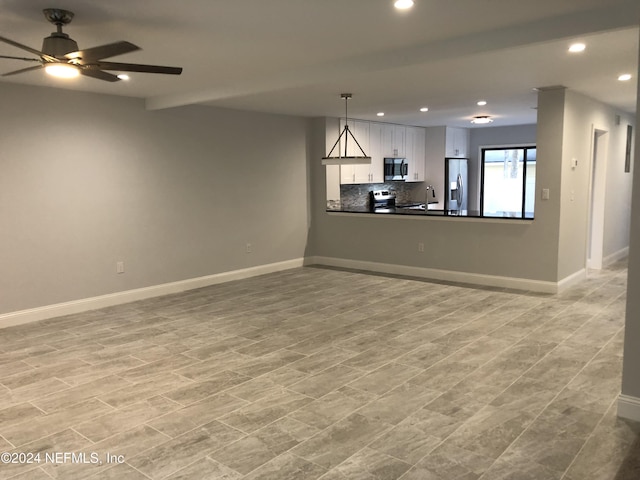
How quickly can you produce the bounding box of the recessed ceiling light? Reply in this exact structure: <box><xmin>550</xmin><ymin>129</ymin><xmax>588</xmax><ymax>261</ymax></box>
<box><xmin>618</xmin><ymin>73</ymin><xmax>632</xmax><ymax>81</ymax></box>
<box><xmin>44</xmin><ymin>63</ymin><xmax>79</xmax><ymax>79</ymax></box>
<box><xmin>568</xmin><ymin>43</ymin><xmax>586</xmax><ymax>53</ymax></box>
<box><xmin>394</xmin><ymin>0</ymin><xmax>414</xmax><ymax>10</ymax></box>
<box><xmin>117</xmin><ymin>74</ymin><xmax>130</xmax><ymax>81</ymax></box>
<box><xmin>419</xmin><ymin>107</ymin><xmax>429</xmax><ymax>112</ymax></box>
<box><xmin>477</xmin><ymin>100</ymin><xmax>487</xmax><ymax>106</ymax></box>
<box><xmin>377</xmin><ymin>112</ymin><xmax>385</xmax><ymax>117</ymax></box>
<box><xmin>471</xmin><ymin>115</ymin><xmax>493</xmax><ymax>124</ymax></box>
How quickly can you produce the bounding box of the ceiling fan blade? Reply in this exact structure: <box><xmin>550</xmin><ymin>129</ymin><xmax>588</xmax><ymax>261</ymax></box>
<box><xmin>92</xmin><ymin>61</ymin><xmax>182</xmax><ymax>75</ymax></box>
<box><xmin>0</xmin><ymin>54</ymin><xmax>41</xmax><ymax>62</ymax></box>
<box><xmin>80</xmin><ymin>68</ymin><xmax>120</xmax><ymax>82</ymax></box>
<box><xmin>2</xmin><ymin>64</ymin><xmax>44</xmax><ymax>77</ymax></box>
<box><xmin>0</xmin><ymin>35</ymin><xmax>57</xmax><ymax>62</ymax></box>
<box><xmin>65</xmin><ymin>41</ymin><xmax>140</xmax><ymax>61</ymax></box>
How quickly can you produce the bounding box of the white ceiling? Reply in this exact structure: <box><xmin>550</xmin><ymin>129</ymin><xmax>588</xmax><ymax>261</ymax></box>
<box><xmin>0</xmin><ymin>0</ymin><xmax>638</xmax><ymax>128</ymax></box>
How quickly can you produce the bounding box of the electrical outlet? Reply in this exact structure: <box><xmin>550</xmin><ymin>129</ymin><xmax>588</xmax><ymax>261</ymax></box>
<box><xmin>418</xmin><ymin>242</ymin><xmax>425</xmax><ymax>252</ymax></box>
<box><xmin>116</xmin><ymin>261</ymin><xmax>125</xmax><ymax>274</ymax></box>
<box><xmin>542</xmin><ymin>188</ymin><xmax>550</xmax><ymax>200</ymax></box>
<box><xmin>246</xmin><ymin>243</ymin><xmax>252</xmax><ymax>253</ymax></box>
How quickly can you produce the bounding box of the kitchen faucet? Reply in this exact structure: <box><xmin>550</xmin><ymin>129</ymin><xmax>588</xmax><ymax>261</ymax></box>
<box><xmin>425</xmin><ymin>185</ymin><xmax>437</xmax><ymax>207</ymax></box>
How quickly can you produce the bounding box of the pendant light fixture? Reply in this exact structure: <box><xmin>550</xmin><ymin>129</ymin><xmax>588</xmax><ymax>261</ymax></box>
<box><xmin>322</xmin><ymin>93</ymin><xmax>372</xmax><ymax>165</ymax></box>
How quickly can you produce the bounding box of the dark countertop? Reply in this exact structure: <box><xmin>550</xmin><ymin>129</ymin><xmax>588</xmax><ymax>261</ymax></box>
<box><xmin>327</xmin><ymin>205</ymin><xmax>479</xmax><ymax>217</ymax></box>
<box><xmin>327</xmin><ymin>205</ymin><xmax>531</xmax><ymax>219</ymax></box>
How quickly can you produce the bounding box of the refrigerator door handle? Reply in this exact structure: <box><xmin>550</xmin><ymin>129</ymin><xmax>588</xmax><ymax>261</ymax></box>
<box><xmin>457</xmin><ymin>173</ymin><xmax>463</xmax><ymax>206</ymax></box>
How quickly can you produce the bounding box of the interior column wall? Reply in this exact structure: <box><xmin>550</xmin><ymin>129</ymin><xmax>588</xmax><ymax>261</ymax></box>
<box><xmin>558</xmin><ymin>90</ymin><xmax>636</xmax><ymax>279</ymax></box>
<box><xmin>620</xmin><ymin>33</ymin><xmax>640</xmax><ymax>404</ymax></box>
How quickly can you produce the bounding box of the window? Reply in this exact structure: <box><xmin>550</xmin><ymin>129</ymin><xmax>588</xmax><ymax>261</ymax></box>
<box><xmin>481</xmin><ymin>146</ymin><xmax>536</xmax><ymax>219</ymax></box>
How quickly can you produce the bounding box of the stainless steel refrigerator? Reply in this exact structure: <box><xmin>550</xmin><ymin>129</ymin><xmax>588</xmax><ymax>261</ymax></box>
<box><xmin>445</xmin><ymin>158</ymin><xmax>468</xmax><ymax>213</ymax></box>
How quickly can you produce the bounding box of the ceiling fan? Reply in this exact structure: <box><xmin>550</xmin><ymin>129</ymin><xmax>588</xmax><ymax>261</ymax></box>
<box><xmin>0</xmin><ymin>8</ymin><xmax>182</xmax><ymax>82</ymax></box>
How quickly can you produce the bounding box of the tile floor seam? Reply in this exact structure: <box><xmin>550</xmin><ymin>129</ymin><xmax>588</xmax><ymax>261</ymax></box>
<box><xmin>470</xmin><ymin>321</ymin><xmax>619</xmax><ymax>479</ymax></box>
<box><xmin>300</xmin><ymin>432</ymin><xmax>374</xmax><ymax>473</ymax></box>
<box><xmin>0</xmin><ymin>432</ymin><xmax>16</xmax><ymax>449</ymax></box>
<box><xmin>54</xmin><ymin>377</ymin><xmax>74</xmax><ymax>388</ymax></box>
<box><xmin>140</xmin><ymin>423</ymin><xmax>174</xmax><ymax>442</ymax></box>
<box><xmin>117</xmin><ymin>425</ymin><xmax>221</xmax><ymax>478</ymax></box>
<box><xmin>201</xmin><ymin>454</ymin><xmax>244</xmax><ymax>478</ymax></box>
<box><xmin>27</xmin><ymin>401</ymin><xmax>48</xmax><ymax>416</ymax></box>
<box><xmin>389</xmin><ymin>299</ymin><xmax>608</xmax><ymax>476</ymax></box>
<box><xmin>203</xmin><ymin>416</ymin><xmax>254</xmax><ymax>438</ymax></box>
<box><xmin>67</xmin><ymin>426</ymin><xmax>96</xmax><ymax>445</ymax></box>
<box><xmin>558</xmin><ymin>395</ymin><xmax>620</xmax><ymax>480</ymax></box>
<box><xmin>287</xmin><ymin>451</ymin><xmax>330</xmax><ymax>477</ymax></box>
<box><xmin>518</xmin><ymin>312</ymin><xmax>620</xmax><ymax>387</ymax></box>
<box><xmin>42</xmin><ymin>466</ymin><xmax>55</xmax><ymax>479</ymax></box>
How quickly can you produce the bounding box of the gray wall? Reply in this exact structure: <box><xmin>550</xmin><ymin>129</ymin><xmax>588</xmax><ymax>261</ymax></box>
<box><xmin>0</xmin><ymin>83</ymin><xmax>310</xmax><ymax>314</ymax></box>
<box><xmin>467</xmin><ymin>124</ymin><xmax>537</xmax><ymax>213</ymax></box>
<box><xmin>621</xmin><ymin>37</ymin><xmax>640</xmax><ymax>400</ymax></box>
<box><xmin>558</xmin><ymin>90</ymin><xmax>635</xmax><ymax>278</ymax></box>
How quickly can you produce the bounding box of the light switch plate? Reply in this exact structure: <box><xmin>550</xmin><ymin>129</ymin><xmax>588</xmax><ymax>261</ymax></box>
<box><xmin>542</xmin><ymin>188</ymin><xmax>550</xmax><ymax>200</ymax></box>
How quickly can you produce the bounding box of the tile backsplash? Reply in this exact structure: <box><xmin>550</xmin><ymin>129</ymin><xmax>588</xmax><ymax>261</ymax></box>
<box><xmin>339</xmin><ymin>182</ymin><xmax>427</xmax><ymax>209</ymax></box>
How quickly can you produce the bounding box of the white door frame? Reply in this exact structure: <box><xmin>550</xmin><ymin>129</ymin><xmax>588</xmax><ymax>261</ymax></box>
<box><xmin>586</xmin><ymin>126</ymin><xmax>609</xmax><ymax>270</ymax></box>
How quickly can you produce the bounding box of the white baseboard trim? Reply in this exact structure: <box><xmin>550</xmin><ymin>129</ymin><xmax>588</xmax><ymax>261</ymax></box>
<box><xmin>617</xmin><ymin>394</ymin><xmax>640</xmax><ymax>422</ymax></box>
<box><xmin>0</xmin><ymin>258</ymin><xmax>305</xmax><ymax>329</ymax></box>
<box><xmin>306</xmin><ymin>256</ymin><xmax>559</xmax><ymax>293</ymax></box>
<box><xmin>604</xmin><ymin>247</ymin><xmax>629</xmax><ymax>267</ymax></box>
<box><xmin>557</xmin><ymin>269</ymin><xmax>587</xmax><ymax>293</ymax></box>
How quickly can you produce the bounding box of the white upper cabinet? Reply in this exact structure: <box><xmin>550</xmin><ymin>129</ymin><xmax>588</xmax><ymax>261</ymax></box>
<box><xmin>368</xmin><ymin>122</ymin><xmax>384</xmax><ymax>183</ymax></box>
<box><xmin>445</xmin><ymin>127</ymin><xmax>469</xmax><ymax>158</ymax></box>
<box><xmin>338</xmin><ymin>119</ymin><xmax>370</xmax><ymax>157</ymax></box>
<box><xmin>382</xmin><ymin>124</ymin><xmax>406</xmax><ymax>158</ymax></box>
<box><xmin>425</xmin><ymin>126</ymin><xmax>469</xmax><ymax>208</ymax></box>
<box><xmin>339</xmin><ymin>119</ymin><xmax>370</xmax><ymax>184</ymax></box>
<box><xmin>405</xmin><ymin>126</ymin><xmax>426</xmax><ymax>182</ymax></box>
<box><xmin>335</xmin><ymin>119</ymin><xmax>426</xmax><ymax>184</ymax></box>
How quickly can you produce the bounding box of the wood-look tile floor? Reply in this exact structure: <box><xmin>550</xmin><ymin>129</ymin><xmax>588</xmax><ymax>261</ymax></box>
<box><xmin>1</xmin><ymin>261</ymin><xmax>639</xmax><ymax>479</ymax></box>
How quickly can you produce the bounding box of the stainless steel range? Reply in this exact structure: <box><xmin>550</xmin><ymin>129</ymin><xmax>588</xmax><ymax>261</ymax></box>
<box><xmin>369</xmin><ymin>189</ymin><xmax>396</xmax><ymax>212</ymax></box>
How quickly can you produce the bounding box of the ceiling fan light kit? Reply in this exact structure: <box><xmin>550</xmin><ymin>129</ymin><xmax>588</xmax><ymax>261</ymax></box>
<box><xmin>44</xmin><ymin>62</ymin><xmax>79</xmax><ymax>78</ymax></box>
<box><xmin>0</xmin><ymin>8</ymin><xmax>183</xmax><ymax>82</ymax></box>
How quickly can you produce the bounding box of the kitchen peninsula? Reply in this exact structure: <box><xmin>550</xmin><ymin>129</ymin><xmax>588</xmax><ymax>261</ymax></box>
<box><xmin>328</xmin><ymin>205</ymin><xmax>480</xmax><ymax>217</ymax></box>
<box><xmin>325</xmin><ymin>117</ymin><xmax>539</xmax><ymax>221</ymax></box>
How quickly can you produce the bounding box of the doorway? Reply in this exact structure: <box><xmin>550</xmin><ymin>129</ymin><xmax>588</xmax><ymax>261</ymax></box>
<box><xmin>587</xmin><ymin>128</ymin><xmax>608</xmax><ymax>269</ymax></box>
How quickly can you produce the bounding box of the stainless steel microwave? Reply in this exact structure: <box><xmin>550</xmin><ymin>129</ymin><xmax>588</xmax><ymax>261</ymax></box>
<box><xmin>384</xmin><ymin>158</ymin><xmax>407</xmax><ymax>181</ymax></box>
